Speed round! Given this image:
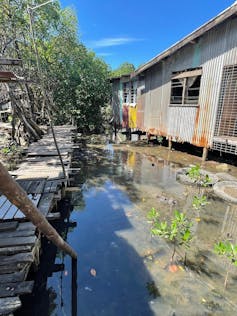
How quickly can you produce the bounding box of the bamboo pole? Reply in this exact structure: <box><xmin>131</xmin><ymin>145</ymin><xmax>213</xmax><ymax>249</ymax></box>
<box><xmin>0</xmin><ymin>161</ymin><xmax>77</xmax><ymax>259</ymax></box>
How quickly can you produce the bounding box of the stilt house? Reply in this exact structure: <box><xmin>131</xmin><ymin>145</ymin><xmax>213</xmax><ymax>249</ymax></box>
<box><xmin>111</xmin><ymin>3</ymin><xmax>237</xmax><ymax>158</ymax></box>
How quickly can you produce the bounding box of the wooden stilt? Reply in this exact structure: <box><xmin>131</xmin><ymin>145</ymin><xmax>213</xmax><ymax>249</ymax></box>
<box><xmin>168</xmin><ymin>138</ymin><xmax>172</xmax><ymax>150</ymax></box>
<box><xmin>202</xmin><ymin>147</ymin><xmax>208</xmax><ymax>161</ymax></box>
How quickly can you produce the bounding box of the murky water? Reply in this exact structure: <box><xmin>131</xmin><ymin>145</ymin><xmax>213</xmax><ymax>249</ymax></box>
<box><xmin>41</xmin><ymin>146</ymin><xmax>237</xmax><ymax>315</ymax></box>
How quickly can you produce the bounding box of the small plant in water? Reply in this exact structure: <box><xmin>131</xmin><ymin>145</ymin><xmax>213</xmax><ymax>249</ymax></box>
<box><xmin>214</xmin><ymin>241</ymin><xmax>237</xmax><ymax>289</ymax></box>
<box><xmin>192</xmin><ymin>195</ymin><xmax>209</xmax><ymax>210</ymax></box>
<box><xmin>147</xmin><ymin>208</ymin><xmax>193</xmax><ymax>265</ymax></box>
<box><xmin>187</xmin><ymin>165</ymin><xmax>211</xmax><ymax>187</ymax></box>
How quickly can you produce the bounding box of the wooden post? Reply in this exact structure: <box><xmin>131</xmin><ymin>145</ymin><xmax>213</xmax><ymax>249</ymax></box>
<box><xmin>0</xmin><ymin>161</ymin><xmax>77</xmax><ymax>259</ymax></box>
<box><xmin>168</xmin><ymin>138</ymin><xmax>172</xmax><ymax>150</ymax></box>
<box><xmin>202</xmin><ymin>147</ymin><xmax>208</xmax><ymax>162</ymax></box>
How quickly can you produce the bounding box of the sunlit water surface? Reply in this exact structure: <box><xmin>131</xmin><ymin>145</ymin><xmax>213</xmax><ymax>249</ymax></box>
<box><xmin>46</xmin><ymin>147</ymin><xmax>237</xmax><ymax>316</ymax></box>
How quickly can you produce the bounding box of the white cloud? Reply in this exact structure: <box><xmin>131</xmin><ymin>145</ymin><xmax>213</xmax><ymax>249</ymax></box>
<box><xmin>88</xmin><ymin>37</ymin><xmax>142</xmax><ymax>48</ymax></box>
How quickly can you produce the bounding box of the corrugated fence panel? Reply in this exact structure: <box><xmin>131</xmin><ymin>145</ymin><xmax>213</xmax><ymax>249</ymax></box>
<box><xmin>168</xmin><ymin>107</ymin><xmax>197</xmax><ymax>142</ymax></box>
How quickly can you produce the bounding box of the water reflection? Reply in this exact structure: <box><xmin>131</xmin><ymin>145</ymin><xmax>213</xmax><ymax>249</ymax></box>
<box><xmin>18</xmin><ymin>146</ymin><xmax>237</xmax><ymax>315</ymax></box>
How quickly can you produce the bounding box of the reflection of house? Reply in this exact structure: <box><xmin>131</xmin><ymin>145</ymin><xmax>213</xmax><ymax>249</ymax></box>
<box><xmin>111</xmin><ymin>3</ymin><xmax>237</xmax><ymax>159</ymax></box>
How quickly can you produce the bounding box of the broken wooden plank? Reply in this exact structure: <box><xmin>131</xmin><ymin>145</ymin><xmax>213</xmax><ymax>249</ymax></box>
<box><xmin>0</xmin><ymin>236</ymin><xmax>36</xmax><ymax>248</ymax></box>
<box><xmin>0</xmin><ymin>297</ymin><xmax>21</xmax><ymax>315</ymax></box>
<box><xmin>0</xmin><ymin>271</ymin><xmax>26</xmax><ymax>284</ymax></box>
<box><xmin>0</xmin><ymin>222</ymin><xmax>18</xmax><ymax>232</ymax></box>
<box><xmin>0</xmin><ymin>281</ymin><xmax>34</xmax><ymax>298</ymax></box>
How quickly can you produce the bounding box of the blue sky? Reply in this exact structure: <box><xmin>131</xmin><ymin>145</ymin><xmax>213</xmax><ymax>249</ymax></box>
<box><xmin>59</xmin><ymin>0</ymin><xmax>235</xmax><ymax>70</ymax></box>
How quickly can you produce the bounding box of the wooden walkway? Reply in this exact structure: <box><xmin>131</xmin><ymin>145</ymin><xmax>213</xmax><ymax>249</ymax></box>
<box><xmin>0</xmin><ymin>125</ymin><xmax>75</xmax><ymax>315</ymax></box>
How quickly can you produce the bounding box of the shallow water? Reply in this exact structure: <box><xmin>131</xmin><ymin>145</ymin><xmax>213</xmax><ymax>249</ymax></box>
<box><xmin>41</xmin><ymin>147</ymin><xmax>237</xmax><ymax>315</ymax></box>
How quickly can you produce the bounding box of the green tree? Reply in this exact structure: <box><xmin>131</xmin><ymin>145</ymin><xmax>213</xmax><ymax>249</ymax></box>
<box><xmin>111</xmin><ymin>62</ymin><xmax>135</xmax><ymax>77</ymax></box>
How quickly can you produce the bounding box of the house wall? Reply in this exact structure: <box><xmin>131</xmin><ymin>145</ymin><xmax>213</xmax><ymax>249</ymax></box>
<box><xmin>111</xmin><ymin>79</ymin><xmax>121</xmax><ymax>125</ymax></box>
<box><xmin>142</xmin><ymin>16</ymin><xmax>237</xmax><ymax>148</ymax></box>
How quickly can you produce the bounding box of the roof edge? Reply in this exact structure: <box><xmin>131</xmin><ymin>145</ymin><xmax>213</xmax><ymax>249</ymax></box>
<box><xmin>132</xmin><ymin>2</ymin><xmax>237</xmax><ymax>77</ymax></box>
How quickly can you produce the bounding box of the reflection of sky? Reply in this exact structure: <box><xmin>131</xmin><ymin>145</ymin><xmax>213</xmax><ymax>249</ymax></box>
<box><xmin>47</xmin><ymin>180</ymin><xmax>157</xmax><ymax>316</ymax></box>
<box><xmin>45</xmin><ymin>149</ymin><xmax>237</xmax><ymax>316</ymax></box>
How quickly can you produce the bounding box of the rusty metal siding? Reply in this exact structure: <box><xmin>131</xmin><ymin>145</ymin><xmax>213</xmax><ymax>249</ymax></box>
<box><xmin>142</xmin><ymin>16</ymin><xmax>237</xmax><ymax>147</ymax></box>
<box><xmin>195</xmin><ymin>17</ymin><xmax>237</xmax><ymax>147</ymax></box>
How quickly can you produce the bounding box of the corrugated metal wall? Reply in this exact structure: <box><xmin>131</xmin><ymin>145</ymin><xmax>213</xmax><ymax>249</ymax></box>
<box><xmin>142</xmin><ymin>17</ymin><xmax>237</xmax><ymax>148</ymax></box>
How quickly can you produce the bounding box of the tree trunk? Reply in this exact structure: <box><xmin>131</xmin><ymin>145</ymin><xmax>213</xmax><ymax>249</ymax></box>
<box><xmin>0</xmin><ymin>161</ymin><xmax>77</xmax><ymax>259</ymax></box>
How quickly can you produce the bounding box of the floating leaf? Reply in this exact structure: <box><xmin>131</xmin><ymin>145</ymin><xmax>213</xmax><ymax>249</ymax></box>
<box><xmin>90</xmin><ymin>268</ymin><xmax>97</xmax><ymax>277</ymax></box>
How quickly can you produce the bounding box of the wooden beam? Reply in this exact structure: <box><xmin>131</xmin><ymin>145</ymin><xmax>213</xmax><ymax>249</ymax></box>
<box><xmin>0</xmin><ymin>297</ymin><xmax>21</xmax><ymax>314</ymax></box>
<box><xmin>0</xmin><ymin>281</ymin><xmax>34</xmax><ymax>298</ymax></box>
<box><xmin>0</xmin><ymin>58</ymin><xmax>22</xmax><ymax>66</ymax></box>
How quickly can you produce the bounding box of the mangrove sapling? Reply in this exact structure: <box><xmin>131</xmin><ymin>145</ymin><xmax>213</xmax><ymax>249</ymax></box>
<box><xmin>147</xmin><ymin>208</ymin><xmax>193</xmax><ymax>265</ymax></box>
<box><xmin>188</xmin><ymin>165</ymin><xmax>211</xmax><ymax>214</ymax></box>
<box><xmin>192</xmin><ymin>195</ymin><xmax>209</xmax><ymax>210</ymax></box>
<box><xmin>214</xmin><ymin>241</ymin><xmax>237</xmax><ymax>289</ymax></box>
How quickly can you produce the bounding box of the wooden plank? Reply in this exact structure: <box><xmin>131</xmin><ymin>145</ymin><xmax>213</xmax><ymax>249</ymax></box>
<box><xmin>44</xmin><ymin>180</ymin><xmax>53</xmax><ymax>193</ymax></box>
<box><xmin>37</xmin><ymin>193</ymin><xmax>55</xmax><ymax>216</ymax></box>
<box><xmin>0</xmin><ymin>222</ymin><xmax>18</xmax><ymax>232</ymax></box>
<box><xmin>0</xmin><ymin>252</ymin><xmax>33</xmax><ymax>266</ymax></box>
<box><xmin>46</xmin><ymin>212</ymin><xmax>61</xmax><ymax>220</ymax></box>
<box><xmin>27</xmin><ymin>180</ymin><xmax>45</xmax><ymax>194</ymax></box>
<box><xmin>13</xmin><ymin>194</ymin><xmax>41</xmax><ymax>219</ymax></box>
<box><xmin>16</xmin><ymin>180</ymin><xmax>30</xmax><ymax>192</ymax></box>
<box><xmin>0</xmin><ymin>245</ymin><xmax>32</xmax><ymax>256</ymax></box>
<box><xmin>0</xmin><ymin>236</ymin><xmax>36</xmax><ymax>248</ymax></box>
<box><xmin>0</xmin><ymin>281</ymin><xmax>34</xmax><ymax>298</ymax></box>
<box><xmin>0</xmin><ymin>297</ymin><xmax>21</xmax><ymax>315</ymax></box>
<box><xmin>0</xmin><ymin>229</ymin><xmax>35</xmax><ymax>239</ymax></box>
<box><xmin>0</xmin><ymin>271</ymin><xmax>26</xmax><ymax>284</ymax></box>
<box><xmin>17</xmin><ymin>222</ymin><xmax>35</xmax><ymax>231</ymax></box>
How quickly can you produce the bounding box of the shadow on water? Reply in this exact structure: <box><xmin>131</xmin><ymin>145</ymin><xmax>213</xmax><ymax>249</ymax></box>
<box><xmin>15</xmin><ymin>198</ymin><xmax>78</xmax><ymax>316</ymax></box>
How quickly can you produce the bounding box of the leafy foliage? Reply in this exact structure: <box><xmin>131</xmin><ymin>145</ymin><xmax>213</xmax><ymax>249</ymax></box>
<box><xmin>192</xmin><ymin>195</ymin><xmax>209</xmax><ymax>210</ymax></box>
<box><xmin>111</xmin><ymin>62</ymin><xmax>135</xmax><ymax>77</ymax></box>
<box><xmin>0</xmin><ymin>0</ymin><xmax>111</xmax><ymax>133</ymax></box>
<box><xmin>187</xmin><ymin>165</ymin><xmax>211</xmax><ymax>187</ymax></box>
<box><xmin>147</xmin><ymin>208</ymin><xmax>193</xmax><ymax>263</ymax></box>
<box><xmin>214</xmin><ymin>241</ymin><xmax>237</xmax><ymax>266</ymax></box>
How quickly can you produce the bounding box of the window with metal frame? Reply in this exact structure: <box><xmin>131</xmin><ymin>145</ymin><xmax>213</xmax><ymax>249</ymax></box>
<box><xmin>122</xmin><ymin>81</ymin><xmax>137</xmax><ymax>104</ymax></box>
<box><xmin>123</xmin><ymin>82</ymin><xmax>130</xmax><ymax>103</ymax></box>
<box><xmin>170</xmin><ymin>68</ymin><xmax>202</xmax><ymax>106</ymax></box>
<box><xmin>214</xmin><ymin>64</ymin><xmax>237</xmax><ymax>138</ymax></box>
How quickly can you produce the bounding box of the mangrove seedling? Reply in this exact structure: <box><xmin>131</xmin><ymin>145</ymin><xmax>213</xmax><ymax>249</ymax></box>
<box><xmin>214</xmin><ymin>241</ymin><xmax>237</xmax><ymax>289</ymax></box>
<box><xmin>147</xmin><ymin>208</ymin><xmax>193</xmax><ymax>265</ymax></box>
<box><xmin>187</xmin><ymin>165</ymin><xmax>211</xmax><ymax>188</ymax></box>
<box><xmin>192</xmin><ymin>195</ymin><xmax>209</xmax><ymax>210</ymax></box>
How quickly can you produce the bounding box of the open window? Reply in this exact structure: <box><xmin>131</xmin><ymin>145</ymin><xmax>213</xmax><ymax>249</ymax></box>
<box><xmin>123</xmin><ymin>82</ymin><xmax>130</xmax><ymax>103</ymax></box>
<box><xmin>170</xmin><ymin>68</ymin><xmax>202</xmax><ymax>106</ymax></box>
<box><xmin>122</xmin><ymin>81</ymin><xmax>137</xmax><ymax>104</ymax></box>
